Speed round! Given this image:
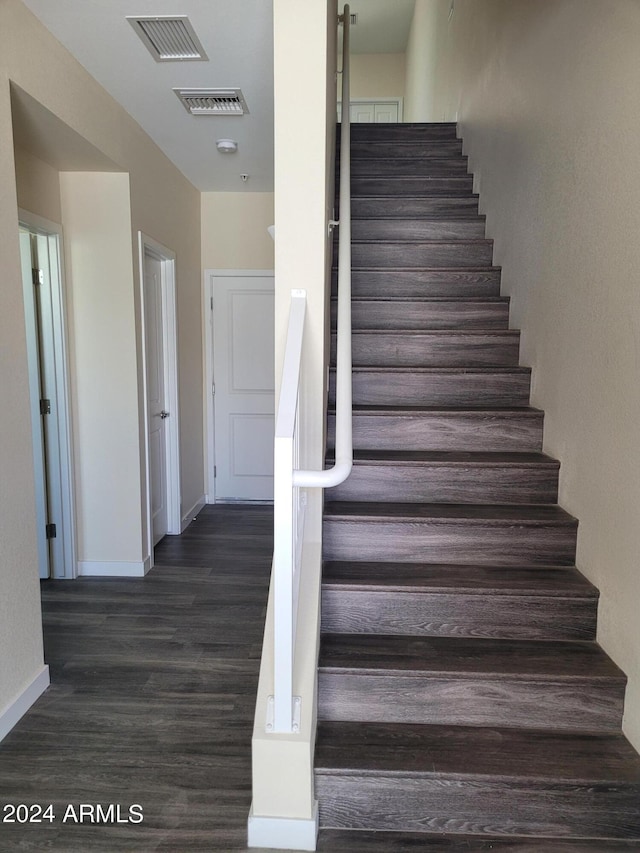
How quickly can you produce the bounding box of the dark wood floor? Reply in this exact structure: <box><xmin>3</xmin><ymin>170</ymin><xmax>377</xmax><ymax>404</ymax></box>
<box><xmin>3</xmin><ymin>504</ymin><xmax>638</xmax><ymax>852</ymax></box>
<box><xmin>0</xmin><ymin>505</ymin><xmax>276</xmax><ymax>852</ymax></box>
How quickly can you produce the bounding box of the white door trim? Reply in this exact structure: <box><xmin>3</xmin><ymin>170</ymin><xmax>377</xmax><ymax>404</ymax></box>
<box><xmin>19</xmin><ymin>209</ymin><xmax>77</xmax><ymax>580</ymax></box>
<box><xmin>203</xmin><ymin>269</ymin><xmax>275</xmax><ymax>503</ymax></box>
<box><xmin>138</xmin><ymin>233</ymin><xmax>181</xmax><ymax>565</ymax></box>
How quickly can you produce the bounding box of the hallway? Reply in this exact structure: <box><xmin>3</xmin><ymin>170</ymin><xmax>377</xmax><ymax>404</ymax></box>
<box><xmin>0</xmin><ymin>505</ymin><xmax>272</xmax><ymax>851</ymax></box>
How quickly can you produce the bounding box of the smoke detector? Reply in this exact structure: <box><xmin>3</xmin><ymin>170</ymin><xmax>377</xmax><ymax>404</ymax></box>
<box><xmin>127</xmin><ymin>16</ymin><xmax>208</xmax><ymax>61</ymax></box>
<box><xmin>216</xmin><ymin>139</ymin><xmax>238</xmax><ymax>154</ymax></box>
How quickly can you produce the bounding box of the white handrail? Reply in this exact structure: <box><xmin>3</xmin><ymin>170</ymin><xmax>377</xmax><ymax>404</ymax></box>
<box><xmin>294</xmin><ymin>2</ymin><xmax>352</xmax><ymax>489</ymax></box>
<box><xmin>270</xmin><ymin>6</ymin><xmax>352</xmax><ymax>733</ymax></box>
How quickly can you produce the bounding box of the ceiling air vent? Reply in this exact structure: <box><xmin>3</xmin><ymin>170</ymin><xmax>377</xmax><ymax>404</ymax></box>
<box><xmin>127</xmin><ymin>16</ymin><xmax>208</xmax><ymax>61</ymax></box>
<box><xmin>173</xmin><ymin>88</ymin><xmax>249</xmax><ymax>116</ymax></box>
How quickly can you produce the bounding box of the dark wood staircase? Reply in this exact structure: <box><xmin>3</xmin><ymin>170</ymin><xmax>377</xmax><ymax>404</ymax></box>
<box><xmin>315</xmin><ymin>122</ymin><xmax>640</xmax><ymax>847</ymax></box>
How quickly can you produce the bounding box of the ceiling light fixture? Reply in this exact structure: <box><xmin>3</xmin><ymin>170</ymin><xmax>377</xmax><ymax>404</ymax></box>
<box><xmin>216</xmin><ymin>139</ymin><xmax>238</xmax><ymax>154</ymax></box>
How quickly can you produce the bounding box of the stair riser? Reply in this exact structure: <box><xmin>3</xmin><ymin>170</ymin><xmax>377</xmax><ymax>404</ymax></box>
<box><xmin>325</xmin><ymin>462</ymin><xmax>558</xmax><ymax>504</ymax></box>
<box><xmin>349</xmin><ymin>197</ymin><xmax>479</xmax><ymax>218</ymax></box>
<box><xmin>331</xmin><ymin>333</ymin><xmax>520</xmax><ymax>367</ymax></box>
<box><xmin>345</xmin><ymin>159</ymin><xmax>470</xmax><ymax>178</ymax></box>
<box><xmin>318</xmin><ymin>674</ymin><xmax>623</xmax><ymax>731</ymax></box>
<box><xmin>346</xmin><ymin>140</ymin><xmax>463</xmax><ymax>158</ymax></box>
<box><xmin>332</xmin><ymin>269</ymin><xmax>501</xmax><ymax>298</ymax></box>
<box><xmin>315</xmin><ymin>774</ymin><xmax>640</xmax><ymax>837</ymax></box>
<box><xmin>351</xmin><ymin>177</ymin><xmax>474</xmax><ymax>196</ymax></box>
<box><xmin>349</xmin><ymin>124</ymin><xmax>458</xmax><ymax>141</ymax></box>
<box><xmin>327</xmin><ymin>413</ymin><xmax>544</xmax><ymax>452</ymax></box>
<box><xmin>352</xmin><ymin>242</ymin><xmax>493</xmax><ymax>268</ymax></box>
<box><xmin>321</xmin><ymin>590</ymin><xmax>597</xmax><ymax>641</ymax></box>
<box><xmin>322</xmin><ymin>519</ymin><xmax>577</xmax><ymax>566</ymax></box>
<box><xmin>331</xmin><ymin>300</ymin><xmax>509</xmax><ymax>330</ymax></box>
<box><xmin>329</xmin><ymin>371</ymin><xmax>531</xmax><ymax>407</ymax></box>
<box><xmin>348</xmin><ymin>220</ymin><xmax>485</xmax><ymax>241</ymax></box>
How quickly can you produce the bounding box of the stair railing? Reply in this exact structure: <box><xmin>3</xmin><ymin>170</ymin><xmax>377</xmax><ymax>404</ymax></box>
<box><xmin>271</xmin><ymin>4</ymin><xmax>353</xmax><ymax>734</ymax></box>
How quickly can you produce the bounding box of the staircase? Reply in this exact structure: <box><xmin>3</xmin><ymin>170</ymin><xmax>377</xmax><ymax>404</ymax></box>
<box><xmin>315</xmin><ymin>122</ymin><xmax>640</xmax><ymax>847</ymax></box>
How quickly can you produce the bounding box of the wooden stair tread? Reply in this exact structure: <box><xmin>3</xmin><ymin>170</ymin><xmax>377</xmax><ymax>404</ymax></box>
<box><xmin>338</xmin><ymin>366</ymin><xmax>531</xmax><ymax>376</ymax></box>
<box><xmin>337</xmin><ymin>265</ymin><xmax>499</xmax><ymax>273</ymax></box>
<box><xmin>332</xmin><ymin>296</ymin><xmax>507</xmax><ymax>303</ymax></box>
<box><xmin>334</xmin><ymin>405</ymin><xmax>544</xmax><ymax>415</ymax></box>
<box><xmin>351</xmin><ymin>239</ymin><xmax>491</xmax><ymax>246</ymax></box>
<box><xmin>315</xmin><ymin>721</ymin><xmax>640</xmax><ymax>783</ymax></box>
<box><xmin>322</xmin><ymin>562</ymin><xmax>596</xmax><ymax>597</ymax></box>
<box><xmin>324</xmin><ymin>502</ymin><xmax>576</xmax><ymax>524</ymax></box>
<box><xmin>317</xmin><ymin>830</ymin><xmax>640</xmax><ymax>851</ymax></box>
<box><xmin>326</xmin><ymin>450</ymin><xmax>558</xmax><ymax>467</ymax></box>
<box><xmin>319</xmin><ymin>634</ymin><xmax>623</xmax><ymax>681</ymax></box>
<box><xmin>346</xmin><ymin>329</ymin><xmax>519</xmax><ymax>337</ymax></box>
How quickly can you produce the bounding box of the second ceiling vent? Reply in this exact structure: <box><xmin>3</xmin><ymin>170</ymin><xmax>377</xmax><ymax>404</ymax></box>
<box><xmin>174</xmin><ymin>89</ymin><xmax>249</xmax><ymax>116</ymax></box>
<box><xmin>127</xmin><ymin>16</ymin><xmax>208</xmax><ymax>61</ymax></box>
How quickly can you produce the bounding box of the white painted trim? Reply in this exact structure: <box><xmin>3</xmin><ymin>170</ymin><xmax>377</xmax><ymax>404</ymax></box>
<box><xmin>138</xmin><ymin>233</ymin><xmax>181</xmax><ymax>564</ymax></box>
<box><xmin>203</xmin><ymin>269</ymin><xmax>275</xmax><ymax>504</ymax></box>
<box><xmin>0</xmin><ymin>666</ymin><xmax>50</xmax><ymax>743</ymax></box>
<box><xmin>247</xmin><ymin>802</ymin><xmax>319</xmax><ymax>851</ymax></box>
<box><xmin>77</xmin><ymin>559</ymin><xmax>151</xmax><ymax>577</ymax></box>
<box><xmin>18</xmin><ymin>210</ymin><xmax>77</xmax><ymax>580</ymax></box>
<box><xmin>180</xmin><ymin>495</ymin><xmax>206</xmax><ymax>532</ymax></box>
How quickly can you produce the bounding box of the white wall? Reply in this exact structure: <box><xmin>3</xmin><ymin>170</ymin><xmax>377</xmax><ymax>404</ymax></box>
<box><xmin>0</xmin><ymin>0</ymin><xmax>201</xmax><ymax>726</ymax></box>
<box><xmin>422</xmin><ymin>0</ymin><xmax>640</xmax><ymax>750</ymax></box>
<box><xmin>251</xmin><ymin>0</ymin><xmax>338</xmax><ymax>838</ymax></box>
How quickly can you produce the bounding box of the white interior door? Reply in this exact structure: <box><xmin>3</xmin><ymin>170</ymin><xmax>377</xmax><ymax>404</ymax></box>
<box><xmin>211</xmin><ymin>273</ymin><xmax>275</xmax><ymax>501</ymax></box>
<box><xmin>143</xmin><ymin>251</ymin><xmax>168</xmax><ymax>544</ymax></box>
<box><xmin>338</xmin><ymin>99</ymin><xmax>402</xmax><ymax>123</ymax></box>
<box><xmin>373</xmin><ymin>102</ymin><xmax>399</xmax><ymax>122</ymax></box>
<box><xmin>19</xmin><ymin>219</ymin><xmax>75</xmax><ymax>580</ymax></box>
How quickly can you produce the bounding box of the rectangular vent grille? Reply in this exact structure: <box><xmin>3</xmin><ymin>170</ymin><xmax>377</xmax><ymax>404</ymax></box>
<box><xmin>173</xmin><ymin>89</ymin><xmax>249</xmax><ymax>116</ymax></box>
<box><xmin>127</xmin><ymin>16</ymin><xmax>208</xmax><ymax>61</ymax></box>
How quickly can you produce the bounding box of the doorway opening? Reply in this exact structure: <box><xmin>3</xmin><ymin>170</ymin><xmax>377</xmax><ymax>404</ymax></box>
<box><xmin>19</xmin><ymin>211</ymin><xmax>76</xmax><ymax>580</ymax></box>
<box><xmin>138</xmin><ymin>233</ymin><xmax>181</xmax><ymax>563</ymax></box>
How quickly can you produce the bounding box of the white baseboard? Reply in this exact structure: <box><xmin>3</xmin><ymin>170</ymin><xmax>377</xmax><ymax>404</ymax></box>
<box><xmin>181</xmin><ymin>495</ymin><xmax>206</xmax><ymax>532</ymax></box>
<box><xmin>0</xmin><ymin>666</ymin><xmax>50</xmax><ymax>742</ymax></box>
<box><xmin>247</xmin><ymin>802</ymin><xmax>319</xmax><ymax>851</ymax></box>
<box><xmin>77</xmin><ymin>559</ymin><xmax>150</xmax><ymax>577</ymax></box>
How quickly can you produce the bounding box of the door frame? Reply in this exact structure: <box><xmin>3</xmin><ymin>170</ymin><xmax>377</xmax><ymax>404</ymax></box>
<box><xmin>18</xmin><ymin>209</ymin><xmax>77</xmax><ymax>579</ymax></box>
<box><xmin>203</xmin><ymin>269</ymin><xmax>275</xmax><ymax>503</ymax></box>
<box><xmin>138</xmin><ymin>233</ymin><xmax>180</xmax><ymax>564</ymax></box>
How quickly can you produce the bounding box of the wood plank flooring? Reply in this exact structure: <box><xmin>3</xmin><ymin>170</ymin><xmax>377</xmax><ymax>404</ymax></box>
<box><xmin>0</xmin><ymin>505</ymin><xmax>279</xmax><ymax>852</ymax></box>
<box><xmin>2</xmin><ymin>505</ymin><xmax>636</xmax><ymax>851</ymax></box>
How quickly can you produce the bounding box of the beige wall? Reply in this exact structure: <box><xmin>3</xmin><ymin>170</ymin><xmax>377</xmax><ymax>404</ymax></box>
<box><xmin>60</xmin><ymin>172</ymin><xmax>142</xmax><ymax>566</ymax></box>
<box><xmin>0</xmin><ymin>0</ymin><xmax>201</xmax><ymax>721</ymax></box>
<box><xmin>0</xmin><ymin>77</ymin><xmax>45</xmax><ymax>725</ymax></box>
<box><xmin>404</xmin><ymin>0</ymin><xmax>446</xmax><ymax>121</ymax></box>
<box><xmin>201</xmin><ymin>192</ymin><xmax>274</xmax><ymax>270</ymax></box>
<box><xmin>349</xmin><ymin>53</ymin><xmax>405</xmax><ymax>100</ymax></box>
<box><xmin>14</xmin><ymin>148</ymin><xmax>61</xmax><ymax>223</ymax></box>
<box><xmin>423</xmin><ymin>0</ymin><xmax>640</xmax><ymax>749</ymax></box>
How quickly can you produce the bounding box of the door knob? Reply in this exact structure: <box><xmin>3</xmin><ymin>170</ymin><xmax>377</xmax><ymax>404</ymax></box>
<box><xmin>159</xmin><ymin>411</ymin><xmax>170</xmax><ymax>419</ymax></box>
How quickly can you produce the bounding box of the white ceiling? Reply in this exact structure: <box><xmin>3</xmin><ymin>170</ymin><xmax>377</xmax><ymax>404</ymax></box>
<box><xmin>20</xmin><ymin>0</ymin><xmax>415</xmax><ymax>193</ymax></box>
